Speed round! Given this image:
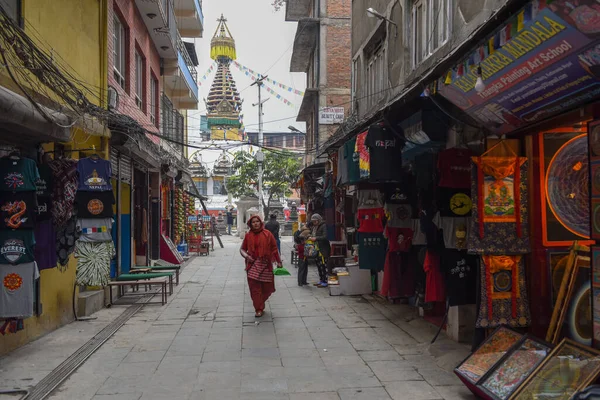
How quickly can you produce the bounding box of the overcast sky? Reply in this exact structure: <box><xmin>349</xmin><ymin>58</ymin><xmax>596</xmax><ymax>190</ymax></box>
<box><xmin>187</xmin><ymin>0</ymin><xmax>307</xmax><ymax>167</ymax></box>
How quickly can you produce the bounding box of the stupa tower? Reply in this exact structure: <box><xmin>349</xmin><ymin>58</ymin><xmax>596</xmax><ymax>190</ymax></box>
<box><xmin>206</xmin><ymin>15</ymin><xmax>243</xmax><ymax>141</ymax></box>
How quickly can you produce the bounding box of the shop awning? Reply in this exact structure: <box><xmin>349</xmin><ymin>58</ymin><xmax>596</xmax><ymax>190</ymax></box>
<box><xmin>290</xmin><ymin>18</ymin><xmax>319</xmax><ymax>73</ymax></box>
<box><xmin>297</xmin><ymin>88</ymin><xmax>319</xmax><ymax>122</ymax></box>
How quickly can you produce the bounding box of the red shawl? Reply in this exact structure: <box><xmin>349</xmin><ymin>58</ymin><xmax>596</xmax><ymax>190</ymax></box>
<box><xmin>243</xmin><ymin>215</ymin><xmax>278</xmax><ymax>262</ymax></box>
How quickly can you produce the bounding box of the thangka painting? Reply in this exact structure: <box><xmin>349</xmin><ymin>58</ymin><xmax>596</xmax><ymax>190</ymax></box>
<box><xmin>593</xmin><ymin>246</ymin><xmax>600</xmax><ymax>349</ymax></box>
<box><xmin>477</xmin><ymin>336</ymin><xmax>553</xmax><ymax>400</ymax></box>
<box><xmin>509</xmin><ymin>339</ymin><xmax>600</xmax><ymax>400</ymax></box>
<box><xmin>547</xmin><ymin>249</ymin><xmax>571</xmax><ymax>307</ymax></box>
<box><xmin>468</xmin><ymin>159</ymin><xmax>530</xmax><ymax>255</ymax></box>
<box><xmin>476</xmin><ymin>255</ymin><xmax>531</xmax><ymax>329</ymax></box>
<box><xmin>455</xmin><ymin>326</ymin><xmax>523</xmax><ymax>389</ymax></box>
<box><xmin>590</xmin><ymin>119</ymin><xmax>600</xmax><ymax>240</ymax></box>
<box><xmin>540</xmin><ymin>131</ymin><xmax>591</xmax><ymax>246</ymax></box>
<box><xmin>559</xmin><ymin>251</ymin><xmax>592</xmax><ymax>347</ymax></box>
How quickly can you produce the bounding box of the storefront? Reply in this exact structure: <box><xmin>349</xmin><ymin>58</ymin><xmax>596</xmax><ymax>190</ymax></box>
<box><xmin>322</xmin><ymin>0</ymin><xmax>600</xmax><ymax>397</ymax></box>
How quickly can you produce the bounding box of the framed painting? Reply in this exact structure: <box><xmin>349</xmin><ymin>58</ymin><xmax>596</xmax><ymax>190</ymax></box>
<box><xmin>509</xmin><ymin>339</ymin><xmax>600</xmax><ymax>400</ymax></box>
<box><xmin>592</xmin><ymin>197</ymin><xmax>600</xmax><ymax>239</ymax></box>
<box><xmin>591</xmin><ymin>162</ymin><xmax>600</xmax><ymax>198</ymax></box>
<box><xmin>592</xmin><ymin>246</ymin><xmax>600</xmax><ymax>349</ymax></box>
<box><xmin>547</xmin><ymin>249</ymin><xmax>571</xmax><ymax>307</ymax></box>
<box><xmin>539</xmin><ymin>131</ymin><xmax>592</xmax><ymax>246</ymax></box>
<box><xmin>588</xmin><ymin>119</ymin><xmax>600</xmax><ymax>159</ymax></box>
<box><xmin>477</xmin><ymin>335</ymin><xmax>553</xmax><ymax>400</ymax></box>
<box><xmin>455</xmin><ymin>326</ymin><xmax>523</xmax><ymax>395</ymax></box>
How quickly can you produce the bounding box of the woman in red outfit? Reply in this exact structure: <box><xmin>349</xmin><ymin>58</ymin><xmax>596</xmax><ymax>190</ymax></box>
<box><xmin>240</xmin><ymin>215</ymin><xmax>282</xmax><ymax>317</ymax></box>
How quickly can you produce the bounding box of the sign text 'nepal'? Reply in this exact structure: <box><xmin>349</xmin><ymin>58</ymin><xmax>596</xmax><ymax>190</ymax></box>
<box><xmin>439</xmin><ymin>5</ymin><xmax>600</xmax><ymax>134</ymax></box>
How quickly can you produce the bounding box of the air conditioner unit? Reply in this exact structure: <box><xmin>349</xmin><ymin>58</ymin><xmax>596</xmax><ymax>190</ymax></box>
<box><xmin>107</xmin><ymin>86</ymin><xmax>119</xmax><ymax>110</ymax></box>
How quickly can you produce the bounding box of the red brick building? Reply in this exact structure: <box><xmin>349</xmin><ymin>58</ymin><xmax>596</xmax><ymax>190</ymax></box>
<box><xmin>285</xmin><ymin>0</ymin><xmax>352</xmax><ymax>166</ymax></box>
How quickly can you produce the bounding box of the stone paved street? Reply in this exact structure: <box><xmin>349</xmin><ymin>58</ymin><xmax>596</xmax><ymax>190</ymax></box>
<box><xmin>1</xmin><ymin>236</ymin><xmax>473</xmax><ymax>400</ymax></box>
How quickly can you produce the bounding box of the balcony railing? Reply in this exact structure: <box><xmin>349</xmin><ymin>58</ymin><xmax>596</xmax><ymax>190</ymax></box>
<box><xmin>177</xmin><ymin>33</ymin><xmax>198</xmax><ymax>84</ymax></box>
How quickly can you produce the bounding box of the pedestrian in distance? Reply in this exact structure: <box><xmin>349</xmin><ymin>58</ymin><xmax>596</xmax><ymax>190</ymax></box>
<box><xmin>226</xmin><ymin>207</ymin><xmax>234</xmax><ymax>235</ymax></box>
<box><xmin>309</xmin><ymin>213</ymin><xmax>331</xmax><ymax>288</ymax></box>
<box><xmin>265</xmin><ymin>212</ymin><xmax>281</xmax><ymax>254</ymax></box>
<box><xmin>294</xmin><ymin>223</ymin><xmax>312</xmax><ymax>286</ymax></box>
<box><xmin>240</xmin><ymin>215</ymin><xmax>282</xmax><ymax>317</ymax></box>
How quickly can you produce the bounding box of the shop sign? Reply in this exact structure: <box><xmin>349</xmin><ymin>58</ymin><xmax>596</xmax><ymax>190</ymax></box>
<box><xmin>439</xmin><ymin>4</ymin><xmax>600</xmax><ymax>134</ymax></box>
<box><xmin>319</xmin><ymin>107</ymin><xmax>345</xmax><ymax>124</ymax></box>
<box><xmin>188</xmin><ymin>215</ymin><xmax>198</xmax><ymax>223</ymax></box>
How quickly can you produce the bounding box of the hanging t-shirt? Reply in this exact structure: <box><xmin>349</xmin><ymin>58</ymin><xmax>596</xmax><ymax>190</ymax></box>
<box><xmin>433</xmin><ymin>215</ymin><xmax>470</xmax><ymax>250</ymax></box>
<box><xmin>385</xmin><ymin>227</ymin><xmax>414</xmax><ymax>252</ymax></box>
<box><xmin>0</xmin><ymin>230</ymin><xmax>36</xmax><ymax>265</ymax></box>
<box><xmin>424</xmin><ymin>251</ymin><xmax>445</xmax><ymax>303</ymax></box>
<box><xmin>36</xmin><ymin>164</ymin><xmax>53</xmax><ymax>221</ymax></box>
<box><xmin>438</xmin><ymin>187</ymin><xmax>472</xmax><ymax>217</ymax></box>
<box><xmin>358</xmin><ymin>190</ymin><xmax>383</xmax><ymax>209</ymax></box>
<box><xmin>385</xmin><ymin>203</ymin><xmax>413</xmax><ymax>229</ymax></box>
<box><xmin>385</xmin><ymin>177</ymin><xmax>415</xmax><ymax>205</ymax></box>
<box><xmin>35</xmin><ymin>220</ymin><xmax>57</xmax><ymax>271</ymax></box>
<box><xmin>414</xmin><ymin>153</ymin><xmax>437</xmax><ymax>190</ymax></box>
<box><xmin>442</xmin><ymin>250</ymin><xmax>478</xmax><ymax>306</ymax></box>
<box><xmin>365</xmin><ymin>124</ymin><xmax>403</xmax><ymax>183</ymax></box>
<box><xmin>411</xmin><ymin>218</ymin><xmax>427</xmax><ymax>245</ymax></box>
<box><xmin>0</xmin><ymin>261</ymin><xmax>39</xmax><ymax>318</ymax></box>
<box><xmin>0</xmin><ymin>192</ymin><xmax>37</xmax><ymax>230</ymax></box>
<box><xmin>345</xmin><ymin>137</ymin><xmax>360</xmax><ymax>184</ymax></box>
<box><xmin>77</xmin><ymin>157</ymin><xmax>112</xmax><ymax>191</ymax></box>
<box><xmin>355</xmin><ymin>131</ymin><xmax>370</xmax><ymax>180</ymax></box>
<box><xmin>76</xmin><ymin>218</ymin><xmax>114</xmax><ymax>242</ymax></box>
<box><xmin>357</xmin><ymin>207</ymin><xmax>385</xmax><ymax>233</ymax></box>
<box><xmin>358</xmin><ymin>232</ymin><xmax>387</xmax><ymax>271</ymax></box>
<box><xmin>0</xmin><ymin>157</ymin><xmax>40</xmax><ymax>192</ymax></box>
<box><xmin>75</xmin><ymin>190</ymin><xmax>115</xmax><ymax>218</ymax></box>
<box><xmin>437</xmin><ymin>148</ymin><xmax>473</xmax><ymax>189</ymax></box>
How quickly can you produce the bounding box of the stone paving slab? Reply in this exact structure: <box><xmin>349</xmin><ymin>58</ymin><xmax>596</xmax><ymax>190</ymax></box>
<box><xmin>1</xmin><ymin>236</ymin><xmax>472</xmax><ymax>400</ymax></box>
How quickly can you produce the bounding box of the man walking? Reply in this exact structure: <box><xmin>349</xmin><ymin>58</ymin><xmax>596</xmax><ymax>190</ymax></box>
<box><xmin>265</xmin><ymin>213</ymin><xmax>281</xmax><ymax>254</ymax></box>
<box><xmin>226</xmin><ymin>208</ymin><xmax>234</xmax><ymax>235</ymax></box>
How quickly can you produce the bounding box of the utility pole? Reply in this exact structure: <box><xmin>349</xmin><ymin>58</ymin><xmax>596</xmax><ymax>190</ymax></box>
<box><xmin>251</xmin><ymin>75</ymin><xmax>268</xmax><ymax>219</ymax></box>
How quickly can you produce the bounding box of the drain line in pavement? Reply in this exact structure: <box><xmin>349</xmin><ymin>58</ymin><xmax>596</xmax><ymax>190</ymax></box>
<box><xmin>24</xmin><ymin>296</ymin><xmax>151</xmax><ymax>400</ymax></box>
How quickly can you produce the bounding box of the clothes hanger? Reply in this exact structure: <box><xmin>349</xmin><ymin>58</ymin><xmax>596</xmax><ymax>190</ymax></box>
<box><xmin>88</xmin><ymin>145</ymin><xmax>100</xmax><ymax>160</ymax></box>
<box><xmin>8</xmin><ymin>149</ymin><xmax>20</xmax><ymax>160</ymax></box>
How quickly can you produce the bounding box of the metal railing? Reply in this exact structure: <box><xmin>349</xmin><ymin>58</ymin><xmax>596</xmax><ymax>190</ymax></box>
<box><xmin>177</xmin><ymin>33</ymin><xmax>198</xmax><ymax>84</ymax></box>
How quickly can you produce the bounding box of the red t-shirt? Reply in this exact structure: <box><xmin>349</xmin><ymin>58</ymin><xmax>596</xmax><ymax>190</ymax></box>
<box><xmin>357</xmin><ymin>208</ymin><xmax>385</xmax><ymax>233</ymax></box>
<box><xmin>424</xmin><ymin>251</ymin><xmax>446</xmax><ymax>303</ymax></box>
<box><xmin>437</xmin><ymin>148</ymin><xmax>473</xmax><ymax>189</ymax></box>
<box><xmin>385</xmin><ymin>227</ymin><xmax>414</xmax><ymax>252</ymax></box>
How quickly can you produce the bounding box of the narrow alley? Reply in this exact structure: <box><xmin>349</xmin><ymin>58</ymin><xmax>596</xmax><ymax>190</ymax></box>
<box><xmin>0</xmin><ymin>237</ymin><xmax>472</xmax><ymax>400</ymax></box>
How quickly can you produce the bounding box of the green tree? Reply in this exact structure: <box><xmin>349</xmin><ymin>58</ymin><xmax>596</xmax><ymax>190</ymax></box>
<box><xmin>226</xmin><ymin>149</ymin><xmax>301</xmax><ymax>217</ymax></box>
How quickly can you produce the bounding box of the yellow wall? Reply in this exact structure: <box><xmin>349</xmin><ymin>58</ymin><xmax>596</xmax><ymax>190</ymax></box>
<box><xmin>211</xmin><ymin>128</ymin><xmax>242</xmax><ymax>141</ymax></box>
<box><xmin>0</xmin><ymin>0</ymin><xmax>108</xmax><ymax>356</ymax></box>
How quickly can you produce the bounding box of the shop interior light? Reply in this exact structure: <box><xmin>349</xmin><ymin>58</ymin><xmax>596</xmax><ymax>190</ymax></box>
<box><xmin>475</xmin><ymin>65</ymin><xmax>486</xmax><ymax>93</ymax></box>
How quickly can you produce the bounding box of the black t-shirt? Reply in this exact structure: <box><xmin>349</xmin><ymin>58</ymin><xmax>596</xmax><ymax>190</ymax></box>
<box><xmin>0</xmin><ymin>191</ymin><xmax>38</xmax><ymax>230</ymax></box>
<box><xmin>414</xmin><ymin>153</ymin><xmax>437</xmax><ymax>190</ymax></box>
<box><xmin>438</xmin><ymin>188</ymin><xmax>472</xmax><ymax>217</ymax></box>
<box><xmin>365</xmin><ymin>125</ymin><xmax>403</xmax><ymax>183</ymax></box>
<box><xmin>75</xmin><ymin>190</ymin><xmax>115</xmax><ymax>218</ymax></box>
<box><xmin>265</xmin><ymin>219</ymin><xmax>280</xmax><ymax>238</ymax></box>
<box><xmin>36</xmin><ymin>164</ymin><xmax>53</xmax><ymax>221</ymax></box>
<box><xmin>442</xmin><ymin>249</ymin><xmax>478</xmax><ymax>306</ymax></box>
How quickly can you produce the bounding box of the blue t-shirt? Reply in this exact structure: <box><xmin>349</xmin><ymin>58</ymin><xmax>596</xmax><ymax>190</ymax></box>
<box><xmin>77</xmin><ymin>157</ymin><xmax>112</xmax><ymax>191</ymax></box>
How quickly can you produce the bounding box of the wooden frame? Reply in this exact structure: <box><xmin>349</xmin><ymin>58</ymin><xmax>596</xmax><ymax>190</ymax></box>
<box><xmin>538</xmin><ymin>129</ymin><xmax>593</xmax><ymax>247</ymax></box>
<box><xmin>454</xmin><ymin>326</ymin><xmax>523</xmax><ymax>396</ymax></box>
<box><xmin>546</xmin><ymin>242</ymin><xmax>591</xmax><ymax>344</ymax></box>
<box><xmin>592</xmin><ymin>246</ymin><xmax>600</xmax><ymax>349</ymax></box>
<box><xmin>476</xmin><ymin>335</ymin><xmax>553</xmax><ymax>400</ymax></box>
<box><xmin>509</xmin><ymin>339</ymin><xmax>600</xmax><ymax>400</ymax></box>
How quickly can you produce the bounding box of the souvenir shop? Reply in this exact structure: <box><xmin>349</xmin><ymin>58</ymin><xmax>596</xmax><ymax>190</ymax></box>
<box><xmin>318</xmin><ymin>0</ymin><xmax>600</xmax><ymax>397</ymax></box>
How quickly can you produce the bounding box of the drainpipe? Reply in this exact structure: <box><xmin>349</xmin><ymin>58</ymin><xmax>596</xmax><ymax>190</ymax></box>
<box><xmin>314</xmin><ymin>0</ymin><xmax>321</xmax><ymax>154</ymax></box>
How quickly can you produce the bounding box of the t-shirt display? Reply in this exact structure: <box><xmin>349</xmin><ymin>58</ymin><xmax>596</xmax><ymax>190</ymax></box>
<box><xmin>438</xmin><ymin>187</ymin><xmax>472</xmax><ymax>217</ymax></box>
<box><xmin>437</xmin><ymin>148</ymin><xmax>473</xmax><ymax>188</ymax></box>
<box><xmin>358</xmin><ymin>190</ymin><xmax>383</xmax><ymax>209</ymax></box>
<box><xmin>358</xmin><ymin>232</ymin><xmax>387</xmax><ymax>271</ymax></box>
<box><xmin>345</xmin><ymin>137</ymin><xmax>360</xmax><ymax>184</ymax></box>
<box><xmin>0</xmin><ymin>230</ymin><xmax>36</xmax><ymax>265</ymax></box>
<box><xmin>385</xmin><ymin>179</ymin><xmax>415</xmax><ymax>205</ymax></box>
<box><xmin>385</xmin><ymin>227</ymin><xmax>414</xmax><ymax>252</ymax></box>
<box><xmin>36</xmin><ymin>164</ymin><xmax>53</xmax><ymax>221</ymax></box>
<box><xmin>424</xmin><ymin>251</ymin><xmax>445</xmax><ymax>303</ymax></box>
<box><xmin>336</xmin><ymin>146</ymin><xmax>348</xmax><ymax>185</ymax></box>
<box><xmin>75</xmin><ymin>190</ymin><xmax>115</xmax><ymax>219</ymax></box>
<box><xmin>442</xmin><ymin>250</ymin><xmax>478</xmax><ymax>306</ymax></box>
<box><xmin>0</xmin><ymin>157</ymin><xmax>40</xmax><ymax>192</ymax></box>
<box><xmin>414</xmin><ymin>153</ymin><xmax>437</xmax><ymax>190</ymax></box>
<box><xmin>0</xmin><ymin>191</ymin><xmax>38</xmax><ymax>230</ymax></box>
<box><xmin>76</xmin><ymin>218</ymin><xmax>114</xmax><ymax>242</ymax></box>
<box><xmin>49</xmin><ymin>159</ymin><xmax>78</xmax><ymax>228</ymax></box>
<box><xmin>365</xmin><ymin>124</ymin><xmax>403</xmax><ymax>182</ymax></box>
<box><xmin>357</xmin><ymin>208</ymin><xmax>385</xmax><ymax>233</ymax></box>
<box><xmin>77</xmin><ymin>157</ymin><xmax>112</xmax><ymax>191</ymax></box>
<box><xmin>0</xmin><ymin>261</ymin><xmax>39</xmax><ymax>318</ymax></box>
<box><xmin>355</xmin><ymin>131</ymin><xmax>370</xmax><ymax>180</ymax></box>
<box><xmin>433</xmin><ymin>214</ymin><xmax>470</xmax><ymax>250</ymax></box>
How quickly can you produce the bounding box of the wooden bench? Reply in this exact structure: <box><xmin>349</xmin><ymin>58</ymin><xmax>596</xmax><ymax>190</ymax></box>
<box><xmin>107</xmin><ymin>277</ymin><xmax>168</xmax><ymax>305</ymax></box>
<box><xmin>290</xmin><ymin>249</ymin><xmax>298</xmax><ymax>267</ymax></box>
<box><xmin>116</xmin><ymin>272</ymin><xmax>175</xmax><ymax>295</ymax></box>
<box><xmin>131</xmin><ymin>265</ymin><xmax>181</xmax><ymax>285</ymax></box>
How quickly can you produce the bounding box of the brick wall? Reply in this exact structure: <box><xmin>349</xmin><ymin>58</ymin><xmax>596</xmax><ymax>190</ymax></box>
<box><xmin>327</xmin><ymin>0</ymin><xmax>351</xmax><ymax>18</ymax></box>
<box><xmin>326</xmin><ymin>24</ymin><xmax>351</xmax><ymax>90</ymax></box>
<box><xmin>108</xmin><ymin>0</ymin><xmax>161</xmax><ymax>134</ymax></box>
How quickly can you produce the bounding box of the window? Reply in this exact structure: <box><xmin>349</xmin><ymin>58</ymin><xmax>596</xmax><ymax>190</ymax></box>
<box><xmin>1</xmin><ymin>0</ymin><xmax>20</xmax><ymax>25</ymax></box>
<box><xmin>135</xmin><ymin>50</ymin><xmax>145</xmax><ymax>110</ymax></box>
<box><xmin>195</xmin><ymin>180</ymin><xmax>207</xmax><ymax>195</ymax></box>
<box><xmin>296</xmin><ymin>136</ymin><xmax>305</xmax><ymax>148</ymax></box>
<box><xmin>412</xmin><ymin>0</ymin><xmax>451</xmax><ymax>67</ymax></box>
<box><xmin>113</xmin><ymin>15</ymin><xmax>126</xmax><ymax>89</ymax></box>
<box><xmin>161</xmin><ymin>94</ymin><xmax>173</xmax><ymax>140</ymax></box>
<box><xmin>150</xmin><ymin>75</ymin><xmax>158</xmax><ymax>126</ymax></box>
<box><xmin>174</xmin><ymin>110</ymin><xmax>184</xmax><ymax>154</ymax></box>
<box><xmin>212</xmin><ymin>179</ymin><xmax>223</xmax><ymax>196</ymax></box>
<box><xmin>365</xmin><ymin>44</ymin><xmax>386</xmax><ymax>111</ymax></box>
<box><xmin>265</xmin><ymin>136</ymin><xmax>275</xmax><ymax>147</ymax></box>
